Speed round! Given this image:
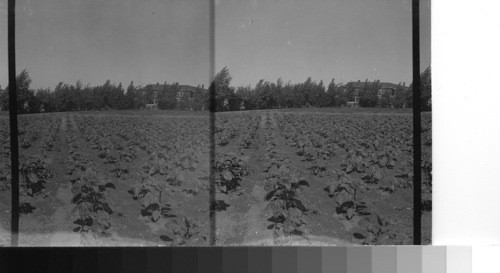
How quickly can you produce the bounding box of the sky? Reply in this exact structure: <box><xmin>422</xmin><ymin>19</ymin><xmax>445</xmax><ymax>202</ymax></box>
<box><xmin>216</xmin><ymin>0</ymin><xmax>431</xmax><ymax>87</ymax></box>
<box><xmin>0</xmin><ymin>0</ymin><xmax>211</xmax><ymax>90</ymax></box>
<box><xmin>0</xmin><ymin>0</ymin><xmax>430</xmax><ymax>90</ymax></box>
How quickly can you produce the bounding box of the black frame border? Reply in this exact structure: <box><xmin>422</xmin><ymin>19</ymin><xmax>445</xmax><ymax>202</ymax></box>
<box><xmin>412</xmin><ymin>0</ymin><xmax>422</xmax><ymax>245</ymax></box>
<box><xmin>8</xmin><ymin>0</ymin><xmax>20</xmax><ymax>247</ymax></box>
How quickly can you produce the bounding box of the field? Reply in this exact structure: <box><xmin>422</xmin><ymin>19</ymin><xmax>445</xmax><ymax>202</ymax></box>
<box><xmin>0</xmin><ymin>111</ymin><xmax>211</xmax><ymax>246</ymax></box>
<box><xmin>0</xmin><ymin>109</ymin><xmax>431</xmax><ymax>246</ymax></box>
<box><xmin>214</xmin><ymin>109</ymin><xmax>432</xmax><ymax>245</ymax></box>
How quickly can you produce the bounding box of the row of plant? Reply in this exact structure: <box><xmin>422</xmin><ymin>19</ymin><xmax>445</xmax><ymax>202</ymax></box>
<box><xmin>0</xmin><ymin>119</ymin><xmax>11</xmax><ymax>192</ymax></box>
<box><xmin>323</xmin><ymin>168</ymin><xmax>412</xmax><ymax>244</ymax></box>
<box><xmin>2</xmin><ymin>116</ymin><xmax>60</xmax><ymax>213</ymax></box>
<box><xmin>237</xmin><ymin>114</ymin><xmax>261</xmax><ymax>150</ymax></box>
<box><xmin>421</xmin><ymin>114</ymin><xmax>432</xmax><ymax>213</ymax></box>
<box><xmin>77</xmin><ymin>116</ymin><xmax>207</xmax><ymax>169</ymax></box>
<box><xmin>272</xmin><ymin>112</ymin><xmax>415</xmax><ymax>244</ymax></box>
<box><xmin>91</xmin><ymin>116</ymin><xmax>211</xmax><ymax>245</ymax></box>
<box><xmin>275</xmin><ymin>113</ymin><xmax>414</xmax><ymax>189</ymax></box>
<box><xmin>17</xmin><ymin>117</ymin><xmax>42</xmax><ymax>149</ymax></box>
<box><xmin>421</xmin><ymin>114</ymin><xmax>432</xmax><ymax>190</ymax></box>
<box><xmin>260</xmin><ymin>112</ymin><xmax>311</xmax><ymax>238</ymax></box>
<box><xmin>64</xmin><ymin>115</ymin><xmax>116</xmax><ymax>235</ymax></box>
<box><xmin>213</xmin><ymin>152</ymin><xmax>248</xmax><ymax>196</ymax></box>
<box><xmin>17</xmin><ymin>115</ymin><xmax>62</xmax><ymax>151</ymax></box>
<box><xmin>128</xmin><ymin>160</ymin><xmax>208</xmax><ymax>245</ymax></box>
<box><xmin>40</xmin><ymin>116</ymin><xmax>62</xmax><ymax>152</ymax></box>
<box><xmin>70</xmin><ymin>114</ymin><xmax>207</xmax><ymax>244</ymax></box>
<box><xmin>215</xmin><ymin>114</ymin><xmax>248</xmax><ymax>147</ymax></box>
<box><xmin>274</xmin><ymin>114</ymin><xmax>318</xmax><ymax>162</ymax></box>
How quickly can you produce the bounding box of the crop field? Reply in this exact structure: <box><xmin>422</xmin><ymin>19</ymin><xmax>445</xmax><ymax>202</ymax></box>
<box><xmin>0</xmin><ymin>109</ymin><xmax>431</xmax><ymax>246</ymax></box>
<box><xmin>0</xmin><ymin>111</ymin><xmax>211</xmax><ymax>246</ymax></box>
<box><xmin>214</xmin><ymin>109</ymin><xmax>432</xmax><ymax>245</ymax></box>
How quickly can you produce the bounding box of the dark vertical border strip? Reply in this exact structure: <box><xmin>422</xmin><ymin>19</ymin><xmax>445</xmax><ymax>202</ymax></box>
<box><xmin>8</xmin><ymin>0</ymin><xmax>19</xmax><ymax>247</ymax></box>
<box><xmin>412</xmin><ymin>0</ymin><xmax>422</xmax><ymax>245</ymax></box>
<box><xmin>209</xmin><ymin>0</ymin><xmax>216</xmax><ymax>246</ymax></box>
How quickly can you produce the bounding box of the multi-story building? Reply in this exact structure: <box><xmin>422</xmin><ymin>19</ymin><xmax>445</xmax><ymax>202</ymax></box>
<box><xmin>142</xmin><ymin>83</ymin><xmax>205</xmax><ymax>110</ymax></box>
<box><xmin>341</xmin><ymin>80</ymin><xmax>409</xmax><ymax>107</ymax></box>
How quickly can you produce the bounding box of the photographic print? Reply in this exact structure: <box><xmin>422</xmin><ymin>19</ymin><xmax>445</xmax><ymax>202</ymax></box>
<box><xmin>0</xmin><ymin>0</ymin><xmax>212</xmax><ymax>246</ymax></box>
<box><xmin>0</xmin><ymin>0</ymin><xmax>431</xmax><ymax>247</ymax></box>
<box><xmin>213</xmin><ymin>0</ymin><xmax>431</xmax><ymax>245</ymax></box>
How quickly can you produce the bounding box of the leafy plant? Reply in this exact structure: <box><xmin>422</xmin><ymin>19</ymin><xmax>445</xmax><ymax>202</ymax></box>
<box><xmin>214</xmin><ymin>153</ymin><xmax>248</xmax><ymax>193</ymax></box>
<box><xmin>159</xmin><ymin>217</ymin><xmax>208</xmax><ymax>246</ymax></box>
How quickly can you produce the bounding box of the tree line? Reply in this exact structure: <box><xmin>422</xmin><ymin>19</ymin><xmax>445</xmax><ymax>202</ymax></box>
<box><xmin>0</xmin><ymin>69</ymin><xmax>207</xmax><ymax>113</ymax></box>
<box><xmin>213</xmin><ymin>66</ymin><xmax>431</xmax><ymax>112</ymax></box>
<box><xmin>0</xmin><ymin>66</ymin><xmax>431</xmax><ymax>114</ymax></box>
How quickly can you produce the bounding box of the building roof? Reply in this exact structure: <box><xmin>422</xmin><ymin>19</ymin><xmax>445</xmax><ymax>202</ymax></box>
<box><xmin>143</xmin><ymin>83</ymin><xmax>206</xmax><ymax>92</ymax></box>
<box><xmin>178</xmin><ymin>85</ymin><xmax>205</xmax><ymax>92</ymax></box>
<box><xmin>380</xmin><ymin>82</ymin><xmax>406</xmax><ymax>90</ymax></box>
<box><xmin>342</xmin><ymin>81</ymin><xmax>409</xmax><ymax>90</ymax></box>
<box><xmin>144</xmin><ymin>83</ymin><xmax>167</xmax><ymax>92</ymax></box>
<box><xmin>343</xmin><ymin>81</ymin><xmax>367</xmax><ymax>89</ymax></box>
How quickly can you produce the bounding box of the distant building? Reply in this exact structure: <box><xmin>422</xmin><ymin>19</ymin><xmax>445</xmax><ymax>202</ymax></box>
<box><xmin>340</xmin><ymin>80</ymin><xmax>409</xmax><ymax>107</ymax></box>
<box><xmin>145</xmin><ymin>98</ymin><xmax>158</xmax><ymax>110</ymax></box>
<box><xmin>377</xmin><ymin>82</ymin><xmax>409</xmax><ymax>98</ymax></box>
<box><xmin>142</xmin><ymin>83</ymin><xmax>165</xmax><ymax>101</ymax></box>
<box><xmin>346</xmin><ymin>98</ymin><xmax>359</xmax><ymax>108</ymax></box>
<box><xmin>142</xmin><ymin>83</ymin><xmax>206</xmax><ymax>110</ymax></box>
<box><xmin>341</xmin><ymin>80</ymin><xmax>363</xmax><ymax>107</ymax></box>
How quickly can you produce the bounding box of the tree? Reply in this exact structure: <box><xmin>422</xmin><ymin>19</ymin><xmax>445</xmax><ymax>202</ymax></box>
<box><xmin>344</xmin><ymin>82</ymin><xmax>356</xmax><ymax>102</ymax></box>
<box><xmin>379</xmin><ymin>89</ymin><xmax>393</xmax><ymax>108</ymax></box>
<box><xmin>371</xmin><ymin>80</ymin><xmax>382</xmax><ymax>107</ymax></box>
<box><xmin>0</xmin><ymin>87</ymin><xmax>9</xmax><ymax>111</ymax></box>
<box><xmin>325</xmin><ymin>78</ymin><xmax>335</xmax><ymax>106</ymax></box>
<box><xmin>274</xmin><ymin>78</ymin><xmax>284</xmax><ymax>108</ymax></box>
<box><xmin>125</xmin><ymin>81</ymin><xmax>146</xmax><ymax>110</ymax></box>
<box><xmin>6</xmin><ymin>69</ymin><xmax>36</xmax><ymax>113</ymax></box>
<box><xmin>235</xmin><ymin>85</ymin><xmax>254</xmax><ymax>110</ymax></box>
<box><xmin>158</xmin><ymin>82</ymin><xmax>177</xmax><ymax>110</ymax></box>
<box><xmin>35</xmin><ymin>88</ymin><xmax>54</xmax><ymax>112</ymax></box>
<box><xmin>312</xmin><ymin>80</ymin><xmax>326</xmax><ymax>107</ymax></box>
<box><xmin>213</xmin><ymin>67</ymin><xmax>238</xmax><ymax>111</ymax></box>
<box><xmin>359</xmin><ymin>80</ymin><xmax>380</xmax><ymax>107</ymax></box>
<box><xmin>326</xmin><ymin>78</ymin><xmax>345</xmax><ymax>107</ymax></box>
<box><xmin>358</xmin><ymin>79</ymin><xmax>371</xmax><ymax>107</ymax></box>
<box><xmin>125</xmin><ymin>81</ymin><xmax>136</xmax><ymax>109</ymax></box>
<box><xmin>74</xmin><ymin>80</ymin><xmax>84</xmax><ymax>110</ymax></box>
<box><xmin>192</xmin><ymin>85</ymin><xmax>208</xmax><ymax>111</ymax></box>
<box><xmin>393</xmin><ymin>83</ymin><xmax>407</xmax><ymax>108</ymax></box>
<box><xmin>302</xmin><ymin>77</ymin><xmax>314</xmax><ymax>107</ymax></box>
<box><xmin>255</xmin><ymin>80</ymin><xmax>276</xmax><ymax>109</ymax></box>
<box><xmin>421</xmin><ymin>66</ymin><xmax>432</xmax><ymax>111</ymax></box>
<box><xmin>406</xmin><ymin>66</ymin><xmax>431</xmax><ymax>110</ymax></box>
<box><xmin>81</xmin><ymin>83</ymin><xmax>94</xmax><ymax>111</ymax></box>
